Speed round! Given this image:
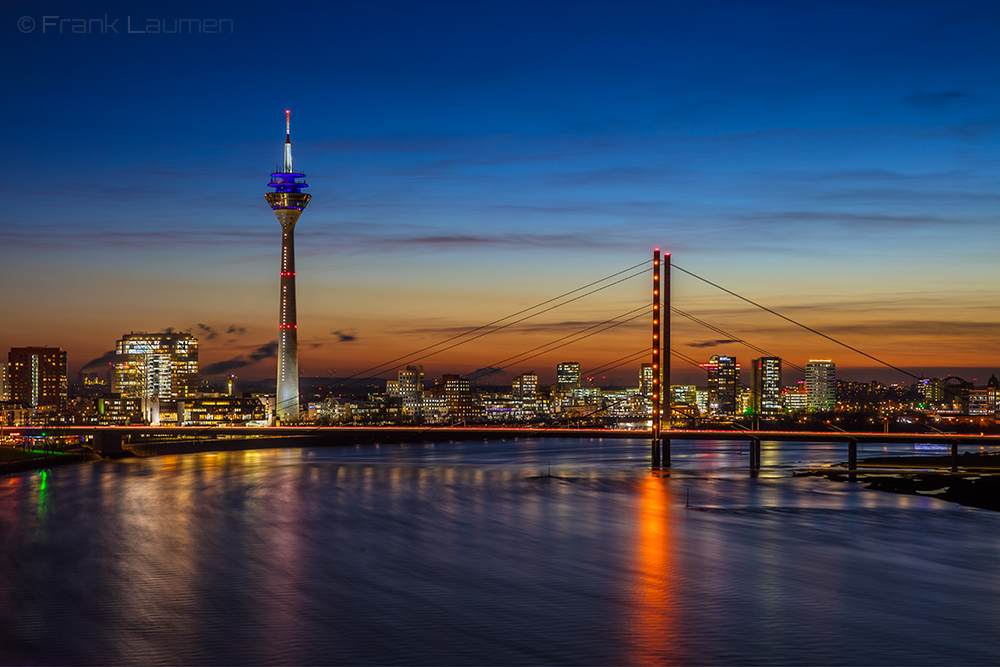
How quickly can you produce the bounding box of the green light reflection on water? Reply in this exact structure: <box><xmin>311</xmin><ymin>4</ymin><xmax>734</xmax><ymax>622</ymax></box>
<box><xmin>36</xmin><ymin>469</ymin><xmax>50</xmax><ymax>537</ymax></box>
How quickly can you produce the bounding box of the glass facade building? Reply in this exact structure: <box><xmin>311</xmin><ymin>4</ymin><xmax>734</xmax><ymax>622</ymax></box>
<box><xmin>112</xmin><ymin>332</ymin><xmax>198</xmax><ymax>401</ymax></box>
<box><xmin>805</xmin><ymin>360</ymin><xmax>836</xmax><ymax>412</ymax></box>
<box><xmin>751</xmin><ymin>357</ymin><xmax>782</xmax><ymax>416</ymax></box>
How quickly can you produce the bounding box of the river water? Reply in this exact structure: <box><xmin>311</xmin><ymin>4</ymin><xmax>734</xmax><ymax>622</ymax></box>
<box><xmin>1</xmin><ymin>437</ymin><xmax>999</xmax><ymax>665</ymax></box>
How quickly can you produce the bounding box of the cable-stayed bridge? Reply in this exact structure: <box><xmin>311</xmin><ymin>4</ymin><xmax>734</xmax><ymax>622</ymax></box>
<box><xmin>14</xmin><ymin>250</ymin><xmax>997</xmax><ymax>470</ymax></box>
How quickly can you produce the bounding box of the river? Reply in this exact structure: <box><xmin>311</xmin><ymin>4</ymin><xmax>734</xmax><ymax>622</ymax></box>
<box><xmin>1</xmin><ymin>437</ymin><xmax>999</xmax><ymax>665</ymax></box>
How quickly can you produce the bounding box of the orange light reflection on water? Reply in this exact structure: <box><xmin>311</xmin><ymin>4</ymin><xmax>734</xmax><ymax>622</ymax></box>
<box><xmin>625</xmin><ymin>471</ymin><xmax>678</xmax><ymax>665</ymax></box>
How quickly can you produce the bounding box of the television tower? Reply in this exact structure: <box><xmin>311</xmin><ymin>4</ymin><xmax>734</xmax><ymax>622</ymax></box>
<box><xmin>265</xmin><ymin>110</ymin><xmax>311</xmax><ymax>422</ymax></box>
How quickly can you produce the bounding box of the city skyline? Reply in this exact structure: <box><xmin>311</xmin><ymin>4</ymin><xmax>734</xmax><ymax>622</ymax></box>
<box><xmin>2</xmin><ymin>1</ymin><xmax>998</xmax><ymax>385</ymax></box>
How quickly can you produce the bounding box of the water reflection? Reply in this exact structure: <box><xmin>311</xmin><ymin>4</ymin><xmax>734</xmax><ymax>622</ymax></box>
<box><xmin>2</xmin><ymin>441</ymin><xmax>1000</xmax><ymax>665</ymax></box>
<box><xmin>626</xmin><ymin>472</ymin><xmax>677</xmax><ymax>665</ymax></box>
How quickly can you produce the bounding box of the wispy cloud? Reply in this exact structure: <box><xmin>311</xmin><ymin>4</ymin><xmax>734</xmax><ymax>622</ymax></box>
<box><xmin>202</xmin><ymin>341</ymin><xmax>278</xmax><ymax>376</ymax></box>
<box><xmin>687</xmin><ymin>339</ymin><xmax>739</xmax><ymax>349</ymax></box>
<box><xmin>904</xmin><ymin>91</ymin><xmax>972</xmax><ymax>109</ymax></box>
<box><xmin>196</xmin><ymin>323</ymin><xmax>218</xmax><ymax>340</ymax></box>
<box><xmin>80</xmin><ymin>350</ymin><xmax>118</xmax><ymax>371</ymax></box>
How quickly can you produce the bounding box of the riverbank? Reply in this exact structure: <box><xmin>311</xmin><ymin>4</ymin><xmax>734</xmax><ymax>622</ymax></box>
<box><xmin>800</xmin><ymin>452</ymin><xmax>1000</xmax><ymax>512</ymax></box>
<box><xmin>0</xmin><ymin>447</ymin><xmax>93</xmax><ymax>476</ymax></box>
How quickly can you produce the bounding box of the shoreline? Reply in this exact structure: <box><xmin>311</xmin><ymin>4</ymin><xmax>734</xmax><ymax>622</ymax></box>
<box><xmin>0</xmin><ymin>451</ymin><xmax>93</xmax><ymax>477</ymax></box>
<box><xmin>799</xmin><ymin>452</ymin><xmax>1000</xmax><ymax>512</ymax></box>
<box><xmin>6</xmin><ymin>442</ymin><xmax>1000</xmax><ymax>513</ymax></box>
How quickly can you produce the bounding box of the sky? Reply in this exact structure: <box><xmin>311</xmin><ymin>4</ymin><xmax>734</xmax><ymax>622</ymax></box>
<box><xmin>1</xmin><ymin>0</ymin><xmax>998</xmax><ymax>387</ymax></box>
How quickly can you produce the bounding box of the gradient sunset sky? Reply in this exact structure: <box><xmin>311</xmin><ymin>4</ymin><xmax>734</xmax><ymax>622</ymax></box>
<box><xmin>2</xmin><ymin>0</ymin><xmax>998</xmax><ymax>386</ymax></box>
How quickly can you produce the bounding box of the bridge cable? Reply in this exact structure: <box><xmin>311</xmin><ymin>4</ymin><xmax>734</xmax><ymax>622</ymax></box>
<box><xmin>672</xmin><ymin>264</ymin><xmax>922</xmax><ymax>382</ymax></box>
<box><xmin>386</xmin><ymin>268</ymin><xmax>649</xmax><ymax>375</ymax></box>
<box><xmin>582</xmin><ymin>349</ymin><xmax>648</xmax><ymax>377</ymax></box>
<box><xmin>329</xmin><ymin>261</ymin><xmax>650</xmax><ymax>387</ymax></box>
<box><xmin>474</xmin><ymin>305</ymin><xmax>648</xmax><ymax>375</ymax></box>
<box><xmin>671</xmin><ymin>307</ymin><xmax>806</xmax><ymax>373</ymax></box>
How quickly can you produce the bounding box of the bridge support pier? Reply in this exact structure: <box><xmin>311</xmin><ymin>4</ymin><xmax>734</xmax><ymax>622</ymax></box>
<box><xmin>749</xmin><ymin>438</ymin><xmax>760</xmax><ymax>470</ymax></box>
<box><xmin>663</xmin><ymin>437</ymin><xmax>671</xmax><ymax>467</ymax></box>
<box><xmin>652</xmin><ymin>439</ymin><xmax>660</xmax><ymax>468</ymax></box>
<box><xmin>952</xmin><ymin>443</ymin><xmax>959</xmax><ymax>473</ymax></box>
<box><xmin>848</xmin><ymin>439</ymin><xmax>858</xmax><ymax>482</ymax></box>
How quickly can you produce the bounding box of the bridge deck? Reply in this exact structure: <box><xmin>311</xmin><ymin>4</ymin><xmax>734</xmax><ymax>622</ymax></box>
<box><xmin>10</xmin><ymin>425</ymin><xmax>1000</xmax><ymax>446</ymax></box>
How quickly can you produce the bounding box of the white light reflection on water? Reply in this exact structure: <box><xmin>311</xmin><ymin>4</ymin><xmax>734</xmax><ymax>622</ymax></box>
<box><xmin>0</xmin><ymin>438</ymin><xmax>999</xmax><ymax>665</ymax></box>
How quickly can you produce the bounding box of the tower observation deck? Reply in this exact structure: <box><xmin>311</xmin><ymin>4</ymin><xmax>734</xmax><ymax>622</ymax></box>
<box><xmin>265</xmin><ymin>110</ymin><xmax>311</xmax><ymax>422</ymax></box>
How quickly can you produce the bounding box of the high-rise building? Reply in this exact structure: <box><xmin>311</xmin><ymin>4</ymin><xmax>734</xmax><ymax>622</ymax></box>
<box><xmin>7</xmin><ymin>347</ymin><xmax>67</xmax><ymax>410</ymax></box>
<box><xmin>112</xmin><ymin>332</ymin><xmax>198</xmax><ymax>401</ymax></box>
<box><xmin>512</xmin><ymin>371</ymin><xmax>539</xmax><ymax>418</ymax></box>
<box><xmin>700</xmin><ymin>355</ymin><xmax>739</xmax><ymax>415</ymax></box>
<box><xmin>556</xmin><ymin>362</ymin><xmax>581</xmax><ymax>390</ymax></box>
<box><xmin>640</xmin><ymin>363</ymin><xmax>654</xmax><ymax>397</ymax></box>
<box><xmin>398</xmin><ymin>365</ymin><xmax>424</xmax><ymax>419</ymax></box>
<box><xmin>436</xmin><ymin>374</ymin><xmax>473</xmax><ymax>422</ymax></box>
<box><xmin>265</xmin><ymin>110</ymin><xmax>312</xmax><ymax>422</ymax></box>
<box><xmin>695</xmin><ymin>389</ymin><xmax>709</xmax><ymax>414</ymax></box>
<box><xmin>805</xmin><ymin>360</ymin><xmax>836</xmax><ymax>412</ymax></box>
<box><xmin>751</xmin><ymin>357</ymin><xmax>782</xmax><ymax>416</ymax></box>
<box><xmin>918</xmin><ymin>378</ymin><xmax>946</xmax><ymax>405</ymax></box>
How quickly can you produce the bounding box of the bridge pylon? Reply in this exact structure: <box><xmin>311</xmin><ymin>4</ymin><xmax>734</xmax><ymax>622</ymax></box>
<box><xmin>651</xmin><ymin>248</ymin><xmax>662</xmax><ymax>466</ymax></box>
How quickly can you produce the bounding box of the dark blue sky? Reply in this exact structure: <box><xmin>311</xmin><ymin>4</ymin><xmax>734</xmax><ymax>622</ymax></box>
<box><xmin>2</xmin><ymin>0</ymin><xmax>998</xmax><ymax>382</ymax></box>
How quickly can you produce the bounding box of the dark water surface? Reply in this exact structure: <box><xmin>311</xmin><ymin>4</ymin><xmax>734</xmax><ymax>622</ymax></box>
<box><xmin>2</xmin><ymin>438</ymin><xmax>999</xmax><ymax>665</ymax></box>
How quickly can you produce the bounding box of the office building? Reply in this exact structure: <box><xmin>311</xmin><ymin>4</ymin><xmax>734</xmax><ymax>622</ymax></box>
<box><xmin>112</xmin><ymin>332</ymin><xmax>198</xmax><ymax>401</ymax></box>
<box><xmin>7</xmin><ymin>347</ymin><xmax>67</xmax><ymax>411</ymax></box>
<box><xmin>428</xmin><ymin>374</ymin><xmax>474</xmax><ymax>422</ymax></box>
<box><xmin>265</xmin><ymin>111</ymin><xmax>312</xmax><ymax>422</ymax></box>
<box><xmin>640</xmin><ymin>363</ymin><xmax>654</xmax><ymax>397</ymax></box>
<box><xmin>95</xmin><ymin>394</ymin><xmax>144</xmax><ymax>425</ymax></box>
<box><xmin>512</xmin><ymin>371</ymin><xmax>539</xmax><ymax>418</ymax></box>
<box><xmin>695</xmin><ymin>390</ymin><xmax>709</xmax><ymax>414</ymax></box>
<box><xmin>556</xmin><ymin>362</ymin><xmax>581</xmax><ymax>390</ymax></box>
<box><xmin>782</xmin><ymin>383</ymin><xmax>808</xmax><ymax>411</ymax></box>
<box><xmin>968</xmin><ymin>389</ymin><xmax>992</xmax><ymax>416</ymax></box>
<box><xmin>398</xmin><ymin>365</ymin><xmax>423</xmax><ymax>419</ymax></box>
<box><xmin>700</xmin><ymin>355</ymin><xmax>739</xmax><ymax>416</ymax></box>
<box><xmin>670</xmin><ymin>385</ymin><xmax>697</xmax><ymax>407</ymax></box>
<box><xmin>805</xmin><ymin>360</ymin><xmax>836</xmax><ymax>412</ymax></box>
<box><xmin>177</xmin><ymin>396</ymin><xmax>269</xmax><ymax>426</ymax></box>
<box><xmin>751</xmin><ymin>357</ymin><xmax>782</xmax><ymax>416</ymax></box>
<box><xmin>918</xmin><ymin>378</ymin><xmax>946</xmax><ymax>405</ymax></box>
